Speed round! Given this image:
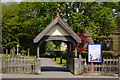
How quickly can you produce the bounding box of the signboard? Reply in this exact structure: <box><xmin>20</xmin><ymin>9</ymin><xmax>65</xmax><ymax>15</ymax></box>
<box><xmin>88</xmin><ymin>44</ymin><xmax>102</xmax><ymax>63</ymax></box>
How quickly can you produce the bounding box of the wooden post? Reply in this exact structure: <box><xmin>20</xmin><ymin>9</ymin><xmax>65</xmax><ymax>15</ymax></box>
<box><xmin>75</xmin><ymin>45</ymin><xmax>77</xmax><ymax>58</ymax></box>
<box><xmin>67</xmin><ymin>43</ymin><xmax>70</xmax><ymax>53</ymax></box>
<box><xmin>118</xmin><ymin>56</ymin><xmax>120</xmax><ymax>77</ymax></box>
<box><xmin>37</xmin><ymin>46</ymin><xmax>39</xmax><ymax>58</ymax></box>
<box><xmin>79</xmin><ymin>55</ymin><xmax>82</xmax><ymax>74</ymax></box>
<box><xmin>35</xmin><ymin>58</ymin><xmax>41</xmax><ymax>74</ymax></box>
<box><xmin>60</xmin><ymin>57</ymin><xmax>62</xmax><ymax>64</ymax></box>
<box><xmin>71</xmin><ymin>43</ymin><xmax>73</xmax><ymax>53</ymax></box>
<box><xmin>66</xmin><ymin>43</ymin><xmax>70</xmax><ymax>68</ymax></box>
<box><xmin>74</xmin><ymin>57</ymin><xmax>80</xmax><ymax>75</ymax></box>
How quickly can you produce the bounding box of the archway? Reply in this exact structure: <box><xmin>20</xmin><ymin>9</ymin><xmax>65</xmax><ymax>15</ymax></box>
<box><xmin>39</xmin><ymin>40</ymin><xmax>73</xmax><ymax>72</ymax></box>
<box><xmin>33</xmin><ymin>13</ymin><xmax>82</xmax><ymax>74</ymax></box>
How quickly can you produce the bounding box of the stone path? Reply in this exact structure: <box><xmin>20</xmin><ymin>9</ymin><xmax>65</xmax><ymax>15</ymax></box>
<box><xmin>41</xmin><ymin>58</ymin><xmax>68</xmax><ymax>71</ymax></box>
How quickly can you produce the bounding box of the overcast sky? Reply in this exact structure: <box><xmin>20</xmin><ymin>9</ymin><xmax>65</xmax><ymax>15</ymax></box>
<box><xmin>1</xmin><ymin>0</ymin><xmax>22</xmax><ymax>2</ymax></box>
<box><xmin>1</xmin><ymin>0</ymin><xmax>120</xmax><ymax>2</ymax></box>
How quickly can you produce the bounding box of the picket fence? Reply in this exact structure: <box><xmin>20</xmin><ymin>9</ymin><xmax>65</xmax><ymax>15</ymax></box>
<box><xmin>79</xmin><ymin>56</ymin><xmax>120</xmax><ymax>76</ymax></box>
<box><xmin>1</xmin><ymin>56</ymin><xmax>41</xmax><ymax>74</ymax></box>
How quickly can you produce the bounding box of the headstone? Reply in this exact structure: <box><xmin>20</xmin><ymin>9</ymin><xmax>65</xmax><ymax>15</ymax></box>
<box><xmin>10</xmin><ymin>48</ymin><xmax>13</xmax><ymax>57</ymax></box>
<box><xmin>10</xmin><ymin>48</ymin><xmax>15</xmax><ymax>57</ymax></box>
<box><xmin>6</xmin><ymin>49</ymin><xmax>8</xmax><ymax>55</ymax></box>
<box><xmin>12</xmin><ymin>47</ymin><xmax>16</xmax><ymax>57</ymax></box>
<box><xmin>118</xmin><ymin>56</ymin><xmax>120</xmax><ymax>77</ymax></box>
<box><xmin>27</xmin><ymin>48</ymin><xmax>30</xmax><ymax>56</ymax></box>
<box><xmin>2</xmin><ymin>48</ymin><xmax>4</xmax><ymax>54</ymax></box>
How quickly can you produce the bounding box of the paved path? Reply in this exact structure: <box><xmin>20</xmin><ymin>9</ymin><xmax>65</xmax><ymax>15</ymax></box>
<box><xmin>41</xmin><ymin>58</ymin><xmax>68</xmax><ymax>72</ymax></box>
<box><xmin>1</xmin><ymin>58</ymin><xmax>119</xmax><ymax>79</ymax></box>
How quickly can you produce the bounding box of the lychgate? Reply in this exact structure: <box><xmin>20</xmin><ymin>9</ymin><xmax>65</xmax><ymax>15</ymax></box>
<box><xmin>33</xmin><ymin>13</ymin><xmax>82</xmax><ymax>74</ymax></box>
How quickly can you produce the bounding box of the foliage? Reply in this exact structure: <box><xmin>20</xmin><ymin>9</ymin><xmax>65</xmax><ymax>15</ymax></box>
<box><xmin>2</xmin><ymin>3</ymin><xmax>20</xmax><ymax>48</ymax></box>
<box><xmin>81</xmin><ymin>51</ymin><xmax>88</xmax><ymax>59</ymax></box>
<box><xmin>45</xmin><ymin>41</ymin><xmax>56</xmax><ymax>51</ymax></box>
<box><xmin>2</xmin><ymin>2</ymin><xmax>119</xmax><ymax>56</ymax></box>
<box><xmin>20</xmin><ymin>49</ymin><xmax>26</xmax><ymax>55</ymax></box>
<box><xmin>43</xmin><ymin>51</ymin><xmax>55</xmax><ymax>58</ymax></box>
<box><xmin>77</xmin><ymin>33</ymin><xmax>89</xmax><ymax>53</ymax></box>
<box><xmin>0</xmin><ymin>54</ymin><xmax>10</xmax><ymax>58</ymax></box>
<box><xmin>61</xmin><ymin>51</ymin><xmax>67</xmax><ymax>59</ymax></box>
<box><xmin>102</xmin><ymin>50</ymin><xmax>119</xmax><ymax>57</ymax></box>
<box><xmin>80</xmin><ymin>50</ymin><xmax>119</xmax><ymax>58</ymax></box>
<box><xmin>53</xmin><ymin>41</ymin><xmax>61</xmax><ymax>51</ymax></box>
<box><xmin>52</xmin><ymin>57</ymin><xmax>66</xmax><ymax>68</ymax></box>
<box><xmin>21</xmin><ymin>49</ymin><xmax>26</xmax><ymax>53</ymax></box>
<box><xmin>61</xmin><ymin>50</ymin><xmax>74</xmax><ymax>59</ymax></box>
<box><xmin>85</xmin><ymin>3</ymin><xmax>117</xmax><ymax>43</ymax></box>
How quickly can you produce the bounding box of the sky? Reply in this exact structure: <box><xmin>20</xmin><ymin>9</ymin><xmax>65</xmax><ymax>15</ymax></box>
<box><xmin>1</xmin><ymin>0</ymin><xmax>22</xmax><ymax>2</ymax></box>
<box><xmin>1</xmin><ymin>0</ymin><xmax>120</xmax><ymax>2</ymax></box>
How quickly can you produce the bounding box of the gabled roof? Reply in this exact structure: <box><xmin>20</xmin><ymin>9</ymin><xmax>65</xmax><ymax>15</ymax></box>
<box><xmin>33</xmin><ymin>15</ymin><xmax>81</xmax><ymax>43</ymax></box>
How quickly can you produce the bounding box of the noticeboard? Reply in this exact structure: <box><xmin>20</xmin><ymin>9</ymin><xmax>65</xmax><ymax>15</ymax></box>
<box><xmin>88</xmin><ymin>44</ymin><xmax>102</xmax><ymax>63</ymax></box>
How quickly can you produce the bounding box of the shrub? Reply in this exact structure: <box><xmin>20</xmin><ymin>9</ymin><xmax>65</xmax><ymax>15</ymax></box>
<box><xmin>61</xmin><ymin>51</ymin><xmax>67</xmax><ymax>59</ymax></box>
<box><xmin>80</xmin><ymin>50</ymin><xmax>119</xmax><ymax>58</ymax></box>
<box><xmin>21</xmin><ymin>49</ymin><xmax>26</xmax><ymax>55</ymax></box>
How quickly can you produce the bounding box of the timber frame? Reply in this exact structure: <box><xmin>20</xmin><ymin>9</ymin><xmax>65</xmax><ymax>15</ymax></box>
<box><xmin>33</xmin><ymin>13</ymin><xmax>82</xmax><ymax>74</ymax></box>
<box><xmin>33</xmin><ymin>14</ymin><xmax>82</xmax><ymax>57</ymax></box>
<box><xmin>33</xmin><ymin>15</ymin><xmax>81</xmax><ymax>43</ymax></box>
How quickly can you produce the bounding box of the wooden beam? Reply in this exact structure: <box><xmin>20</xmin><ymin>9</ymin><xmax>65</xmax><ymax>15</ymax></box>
<box><xmin>40</xmin><ymin>36</ymin><xmax>76</xmax><ymax>44</ymax></box>
<box><xmin>33</xmin><ymin>16</ymin><xmax>81</xmax><ymax>43</ymax></box>
<box><xmin>118</xmin><ymin>56</ymin><xmax>120</xmax><ymax>77</ymax></box>
<box><xmin>37</xmin><ymin>46</ymin><xmax>40</xmax><ymax>58</ymax></box>
<box><xmin>75</xmin><ymin>45</ymin><xmax>77</xmax><ymax>58</ymax></box>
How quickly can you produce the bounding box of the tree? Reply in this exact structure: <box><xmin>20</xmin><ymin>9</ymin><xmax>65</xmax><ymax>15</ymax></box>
<box><xmin>45</xmin><ymin>41</ymin><xmax>56</xmax><ymax>51</ymax></box>
<box><xmin>77</xmin><ymin>33</ymin><xmax>90</xmax><ymax>54</ymax></box>
<box><xmin>2</xmin><ymin>3</ymin><xmax>20</xmax><ymax>48</ymax></box>
<box><xmin>85</xmin><ymin>3</ymin><xmax>117</xmax><ymax>43</ymax></box>
<box><xmin>2</xmin><ymin>2</ymin><xmax>119</xmax><ymax>55</ymax></box>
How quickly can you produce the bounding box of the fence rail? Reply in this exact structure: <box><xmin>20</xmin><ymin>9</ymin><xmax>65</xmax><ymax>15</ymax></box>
<box><xmin>1</xmin><ymin>56</ymin><xmax>41</xmax><ymax>74</ymax></box>
<box><xmin>78</xmin><ymin>56</ymin><xmax>119</xmax><ymax>76</ymax></box>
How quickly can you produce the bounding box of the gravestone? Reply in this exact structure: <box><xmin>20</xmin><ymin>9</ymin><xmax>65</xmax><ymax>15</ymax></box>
<box><xmin>27</xmin><ymin>48</ymin><xmax>30</xmax><ymax>56</ymax></box>
<box><xmin>10</xmin><ymin>47</ymin><xmax>16</xmax><ymax>57</ymax></box>
<box><xmin>6</xmin><ymin>49</ymin><xmax>8</xmax><ymax>55</ymax></box>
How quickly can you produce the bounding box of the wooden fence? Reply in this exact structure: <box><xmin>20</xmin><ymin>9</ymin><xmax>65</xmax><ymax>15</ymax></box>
<box><xmin>79</xmin><ymin>55</ymin><xmax>120</xmax><ymax>76</ymax></box>
<box><xmin>1</xmin><ymin>56</ymin><xmax>41</xmax><ymax>74</ymax></box>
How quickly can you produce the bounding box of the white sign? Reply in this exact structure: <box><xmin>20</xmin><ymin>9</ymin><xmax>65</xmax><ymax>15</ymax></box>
<box><xmin>88</xmin><ymin>44</ymin><xmax>102</xmax><ymax>63</ymax></box>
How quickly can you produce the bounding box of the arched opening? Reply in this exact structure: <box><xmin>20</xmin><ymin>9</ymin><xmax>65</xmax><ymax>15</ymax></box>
<box><xmin>37</xmin><ymin>39</ymin><xmax>75</xmax><ymax>72</ymax></box>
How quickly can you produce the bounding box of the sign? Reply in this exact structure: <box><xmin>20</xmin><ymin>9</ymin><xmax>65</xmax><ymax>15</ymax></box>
<box><xmin>88</xmin><ymin>44</ymin><xmax>102</xmax><ymax>63</ymax></box>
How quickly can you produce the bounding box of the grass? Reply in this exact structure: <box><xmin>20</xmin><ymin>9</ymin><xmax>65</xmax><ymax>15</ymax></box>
<box><xmin>0</xmin><ymin>54</ymin><xmax>11</xmax><ymax>58</ymax></box>
<box><xmin>52</xmin><ymin>57</ymin><xmax>67</xmax><ymax>68</ymax></box>
<box><xmin>0</xmin><ymin>54</ymin><xmax>35</xmax><ymax>58</ymax></box>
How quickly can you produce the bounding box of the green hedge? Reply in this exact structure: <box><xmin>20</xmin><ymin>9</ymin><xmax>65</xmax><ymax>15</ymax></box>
<box><xmin>81</xmin><ymin>50</ymin><xmax>119</xmax><ymax>58</ymax></box>
<box><xmin>61</xmin><ymin>51</ymin><xmax>74</xmax><ymax>59</ymax></box>
<box><xmin>0</xmin><ymin>54</ymin><xmax>10</xmax><ymax>58</ymax></box>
